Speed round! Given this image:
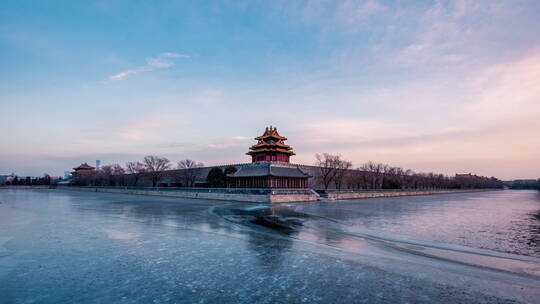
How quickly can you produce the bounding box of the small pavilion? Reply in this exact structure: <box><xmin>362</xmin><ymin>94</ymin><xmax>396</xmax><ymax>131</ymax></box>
<box><xmin>228</xmin><ymin>126</ymin><xmax>310</xmax><ymax>188</ymax></box>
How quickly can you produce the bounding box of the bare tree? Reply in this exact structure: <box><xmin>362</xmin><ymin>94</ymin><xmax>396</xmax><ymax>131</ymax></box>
<box><xmin>345</xmin><ymin>169</ymin><xmax>363</xmax><ymax>190</ymax></box>
<box><xmin>176</xmin><ymin>159</ymin><xmax>204</xmax><ymax>187</ymax></box>
<box><xmin>333</xmin><ymin>158</ymin><xmax>352</xmax><ymax>190</ymax></box>
<box><xmin>95</xmin><ymin>164</ymin><xmax>127</xmax><ymax>186</ymax></box>
<box><xmin>402</xmin><ymin>169</ymin><xmax>414</xmax><ymax>189</ymax></box>
<box><xmin>126</xmin><ymin>161</ymin><xmax>147</xmax><ymax>186</ymax></box>
<box><xmin>143</xmin><ymin>156</ymin><xmax>171</xmax><ymax>187</ymax></box>
<box><xmin>352</xmin><ymin>160</ymin><xmax>503</xmax><ymax>190</ymax></box>
<box><xmin>315</xmin><ymin>153</ymin><xmax>351</xmax><ymax>189</ymax></box>
<box><xmin>111</xmin><ymin>164</ymin><xmax>126</xmax><ymax>186</ymax></box>
<box><xmin>96</xmin><ymin>165</ymin><xmax>114</xmax><ymax>186</ymax></box>
<box><xmin>382</xmin><ymin>166</ymin><xmax>401</xmax><ymax>189</ymax></box>
<box><xmin>315</xmin><ymin>153</ymin><xmax>337</xmax><ymax>189</ymax></box>
<box><xmin>362</xmin><ymin>162</ymin><xmax>388</xmax><ymax>189</ymax></box>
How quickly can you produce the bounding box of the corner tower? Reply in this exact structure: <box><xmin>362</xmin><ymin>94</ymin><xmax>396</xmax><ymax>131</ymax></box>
<box><xmin>247</xmin><ymin>126</ymin><xmax>295</xmax><ymax>162</ymax></box>
<box><xmin>228</xmin><ymin>126</ymin><xmax>310</xmax><ymax>188</ymax></box>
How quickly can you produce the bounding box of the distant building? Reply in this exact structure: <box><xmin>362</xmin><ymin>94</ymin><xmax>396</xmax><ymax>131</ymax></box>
<box><xmin>73</xmin><ymin>163</ymin><xmax>95</xmax><ymax>173</ymax></box>
<box><xmin>228</xmin><ymin>126</ymin><xmax>311</xmax><ymax>188</ymax></box>
<box><xmin>68</xmin><ymin>163</ymin><xmax>97</xmax><ymax>186</ymax></box>
<box><xmin>0</xmin><ymin>176</ymin><xmax>7</xmax><ymax>185</ymax></box>
<box><xmin>72</xmin><ymin>163</ymin><xmax>96</xmax><ymax>178</ymax></box>
<box><xmin>0</xmin><ymin>173</ymin><xmax>15</xmax><ymax>185</ymax></box>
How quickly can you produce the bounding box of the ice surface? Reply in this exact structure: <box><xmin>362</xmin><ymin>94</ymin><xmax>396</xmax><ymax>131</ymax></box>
<box><xmin>0</xmin><ymin>189</ymin><xmax>539</xmax><ymax>303</ymax></box>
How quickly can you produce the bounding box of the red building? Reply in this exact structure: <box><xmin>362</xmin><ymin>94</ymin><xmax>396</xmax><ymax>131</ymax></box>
<box><xmin>228</xmin><ymin>126</ymin><xmax>310</xmax><ymax>188</ymax></box>
<box><xmin>247</xmin><ymin>126</ymin><xmax>295</xmax><ymax>162</ymax></box>
<box><xmin>73</xmin><ymin>163</ymin><xmax>95</xmax><ymax>173</ymax></box>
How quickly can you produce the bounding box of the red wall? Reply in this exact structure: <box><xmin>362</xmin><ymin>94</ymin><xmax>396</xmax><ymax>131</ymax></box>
<box><xmin>252</xmin><ymin>153</ymin><xmax>290</xmax><ymax>163</ymax></box>
<box><xmin>229</xmin><ymin>176</ymin><xmax>308</xmax><ymax>188</ymax></box>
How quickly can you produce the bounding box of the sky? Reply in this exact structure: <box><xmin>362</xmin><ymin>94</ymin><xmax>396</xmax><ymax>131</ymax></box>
<box><xmin>1</xmin><ymin>0</ymin><xmax>540</xmax><ymax>180</ymax></box>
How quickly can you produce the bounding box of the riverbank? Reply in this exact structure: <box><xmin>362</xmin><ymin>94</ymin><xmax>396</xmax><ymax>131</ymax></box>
<box><xmin>53</xmin><ymin>186</ymin><xmax>499</xmax><ymax>202</ymax></box>
<box><xmin>317</xmin><ymin>188</ymin><xmax>498</xmax><ymax>200</ymax></box>
<box><xmin>0</xmin><ymin>185</ymin><xmax>51</xmax><ymax>189</ymax></box>
<box><xmin>57</xmin><ymin>186</ymin><xmax>319</xmax><ymax>203</ymax></box>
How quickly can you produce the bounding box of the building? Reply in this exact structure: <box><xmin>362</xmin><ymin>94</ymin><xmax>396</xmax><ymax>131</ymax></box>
<box><xmin>247</xmin><ymin>126</ymin><xmax>295</xmax><ymax>162</ymax></box>
<box><xmin>0</xmin><ymin>173</ymin><xmax>16</xmax><ymax>185</ymax></box>
<box><xmin>228</xmin><ymin>126</ymin><xmax>311</xmax><ymax>188</ymax></box>
<box><xmin>73</xmin><ymin>163</ymin><xmax>95</xmax><ymax>173</ymax></box>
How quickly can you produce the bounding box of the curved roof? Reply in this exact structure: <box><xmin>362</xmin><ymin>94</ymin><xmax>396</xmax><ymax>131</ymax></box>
<box><xmin>248</xmin><ymin>126</ymin><xmax>295</xmax><ymax>156</ymax></box>
<box><xmin>73</xmin><ymin>163</ymin><xmax>95</xmax><ymax>170</ymax></box>
<box><xmin>228</xmin><ymin>162</ymin><xmax>310</xmax><ymax>178</ymax></box>
<box><xmin>254</xmin><ymin>126</ymin><xmax>287</xmax><ymax>140</ymax></box>
<box><xmin>250</xmin><ymin>140</ymin><xmax>291</xmax><ymax>149</ymax></box>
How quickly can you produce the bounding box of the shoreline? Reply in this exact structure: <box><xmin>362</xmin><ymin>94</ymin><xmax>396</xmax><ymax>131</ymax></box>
<box><xmin>317</xmin><ymin>188</ymin><xmax>498</xmax><ymax>201</ymax></box>
<box><xmin>44</xmin><ymin>186</ymin><xmax>501</xmax><ymax>202</ymax></box>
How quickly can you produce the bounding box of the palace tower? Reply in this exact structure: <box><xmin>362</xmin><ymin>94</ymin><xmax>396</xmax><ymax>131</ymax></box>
<box><xmin>228</xmin><ymin>126</ymin><xmax>310</xmax><ymax>188</ymax></box>
<box><xmin>247</xmin><ymin>126</ymin><xmax>295</xmax><ymax>163</ymax></box>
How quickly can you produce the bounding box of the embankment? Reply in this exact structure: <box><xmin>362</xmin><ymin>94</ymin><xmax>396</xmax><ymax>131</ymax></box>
<box><xmin>317</xmin><ymin>189</ymin><xmax>498</xmax><ymax>200</ymax></box>
<box><xmin>57</xmin><ymin>186</ymin><xmax>319</xmax><ymax>203</ymax></box>
<box><xmin>0</xmin><ymin>186</ymin><xmax>51</xmax><ymax>189</ymax></box>
<box><xmin>54</xmin><ymin>186</ymin><xmax>500</xmax><ymax>203</ymax></box>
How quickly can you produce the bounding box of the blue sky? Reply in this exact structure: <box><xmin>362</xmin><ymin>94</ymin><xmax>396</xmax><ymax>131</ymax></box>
<box><xmin>1</xmin><ymin>0</ymin><xmax>540</xmax><ymax>179</ymax></box>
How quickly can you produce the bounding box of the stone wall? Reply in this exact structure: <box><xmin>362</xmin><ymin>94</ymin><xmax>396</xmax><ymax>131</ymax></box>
<box><xmin>318</xmin><ymin>189</ymin><xmax>497</xmax><ymax>200</ymax></box>
<box><xmin>269</xmin><ymin>191</ymin><xmax>319</xmax><ymax>203</ymax></box>
<box><xmin>0</xmin><ymin>186</ymin><xmax>51</xmax><ymax>189</ymax></box>
<box><xmin>57</xmin><ymin>187</ymin><xmax>496</xmax><ymax>203</ymax></box>
<box><xmin>59</xmin><ymin>187</ymin><xmax>319</xmax><ymax>203</ymax></box>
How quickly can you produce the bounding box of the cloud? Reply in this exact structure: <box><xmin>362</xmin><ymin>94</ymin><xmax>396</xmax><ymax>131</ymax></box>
<box><xmin>109</xmin><ymin>69</ymin><xmax>138</xmax><ymax>81</ymax></box>
<box><xmin>338</xmin><ymin>0</ymin><xmax>386</xmax><ymax>23</ymax></box>
<box><xmin>113</xmin><ymin>114</ymin><xmax>183</xmax><ymax>141</ymax></box>
<box><xmin>280</xmin><ymin>46</ymin><xmax>540</xmax><ymax>177</ymax></box>
<box><xmin>465</xmin><ymin>48</ymin><xmax>540</xmax><ymax>125</ymax></box>
<box><xmin>145</xmin><ymin>57</ymin><xmax>173</xmax><ymax>68</ymax></box>
<box><xmin>231</xmin><ymin>136</ymin><xmax>250</xmax><ymax>142</ymax></box>
<box><xmin>162</xmin><ymin>52</ymin><xmax>190</xmax><ymax>58</ymax></box>
<box><xmin>387</xmin><ymin>1</ymin><xmax>532</xmax><ymax>69</ymax></box>
<box><xmin>108</xmin><ymin>52</ymin><xmax>189</xmax><ymax>81</ymax></box>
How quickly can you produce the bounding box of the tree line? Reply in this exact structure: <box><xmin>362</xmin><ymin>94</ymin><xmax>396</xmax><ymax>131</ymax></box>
<box><xmin>72</xmin><ymin>155</ymin><xmax>237</xmax><ymax>188</ymax></box>
<box><xmin>70</xmin><ymin>153</ymin><xmax>502</xmax><ymax>190</ymax></box>
<box><xmin>4</xmin><ymin>175</ymin><xmax>52</xmax><ymax>186</ymax></box>
<box><xmin>506</xmin><ymin>179</ymin><xmax>540</xmax><ymax>190</ymax></box>
<box><xmin>314</xmin><ymin>153</ymin><xmax>502</xmax><ymax>190</ymax></box>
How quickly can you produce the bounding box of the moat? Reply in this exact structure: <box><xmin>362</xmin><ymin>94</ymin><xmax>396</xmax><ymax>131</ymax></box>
<box><xmin>1</xmin><ymin>189</ymin><xmax>539</xmax><ymax>303</ymax></box>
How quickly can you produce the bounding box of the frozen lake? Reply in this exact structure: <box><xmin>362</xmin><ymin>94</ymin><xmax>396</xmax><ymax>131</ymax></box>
<box><xmin>0</xmin><ymin>189</ymin><xmax>539</xmax><ymax>303</ymax></box>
